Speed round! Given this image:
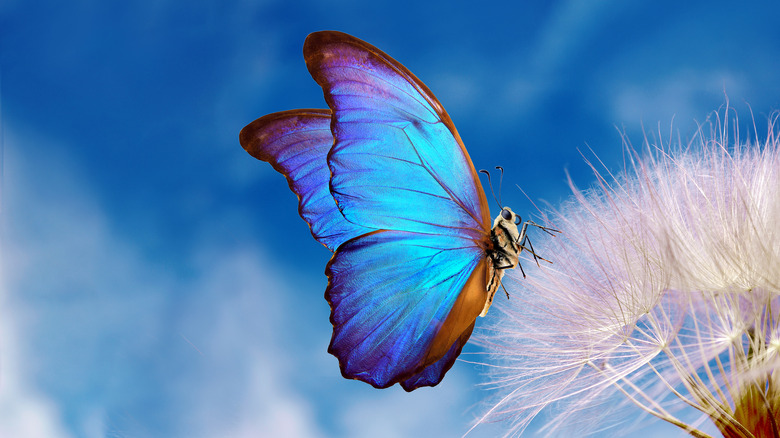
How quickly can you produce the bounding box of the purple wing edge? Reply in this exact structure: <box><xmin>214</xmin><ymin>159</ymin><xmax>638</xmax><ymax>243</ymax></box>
<box><xmin>239</xmin><ymin>108</ymin><xmax>366</xmax><ymax>252</ymax></box>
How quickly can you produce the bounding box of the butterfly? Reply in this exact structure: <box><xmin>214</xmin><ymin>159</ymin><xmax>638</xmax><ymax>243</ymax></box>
<box><xmin>240</xmin><ymin>31</ymin><xmax>554</xmax><ymax>391</ymax></box>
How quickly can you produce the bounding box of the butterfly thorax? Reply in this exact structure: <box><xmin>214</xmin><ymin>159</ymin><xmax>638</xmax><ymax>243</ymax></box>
<box><xmin>480</xmin><ymin>207</ymin><xmax>522</xmax><ymax>317</ymax></box>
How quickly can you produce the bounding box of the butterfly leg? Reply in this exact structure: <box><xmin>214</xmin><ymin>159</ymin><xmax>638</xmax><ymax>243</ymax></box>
<box><xmin>489</xmin><ymin>252</ymin><xmax>519</xmax><ymax>298</ymax></box>
<box><xmin>516</xmin><ymin>220</ymin><xmax>559</xmax><ymax>264</ymax></box>
<box><xmin>499</xmin><ymin>282</ymin><xmax>511</xmax><ymax>299</ymax></box>
<box><xmin>493</xmin><ymin>254</ymin><xmax>525</xmax><ymax>298</ymax></box>
<box><xmin>520</xmin><ymin>235</ymin><xmax>553</xmax><ymax>266</ymax></box>
<box><xmin>522</xmin><ymin>220</ymin><xmax>560</xmax><ymax>237</ymax></box>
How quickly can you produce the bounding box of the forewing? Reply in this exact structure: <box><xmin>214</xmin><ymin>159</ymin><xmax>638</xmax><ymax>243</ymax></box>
<box><xmin>326</xmin><ymin>230</ymin><xmax>485</xmax><ymax>389</ymax></box>
<box><xmin>304</xmin><ymin>31</ymin><xmax>491</xmax><ymax>238</ymax></box>
<box><xmin>239</xmin><ymin>109</ymin><xmax>370</xmax><ymax>251</ymax></box>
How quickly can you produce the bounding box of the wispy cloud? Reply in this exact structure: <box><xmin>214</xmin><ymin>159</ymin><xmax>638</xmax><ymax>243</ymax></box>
<box><xmin>0</xmin><ymin>125</ymin><xmax>327</xmax><ymax>437</ymax></box>
<box><xmin>172</xmin><ymin>248</ymin><xmax>328</xmax><ymax>438</ymax></box>
<box><xmin>606</xmin><ymin>70</ymin><xmax>746</xmax><ymax>132</ymax></box>
<box><xmin>0</xmin><ymin>296</ymin><xmax>73</xmax><ymax>438</ymax></box>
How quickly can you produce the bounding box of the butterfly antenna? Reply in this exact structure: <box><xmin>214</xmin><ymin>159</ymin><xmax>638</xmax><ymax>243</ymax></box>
<box><xmin>495</xmin><ymin>166</ymin><xmax>504</xmax><ymax>207</ymax></box>
<box><xmin>479</xmin><ymin>169</ymin><xmax>503</xmax><ymax>209</ymax></box>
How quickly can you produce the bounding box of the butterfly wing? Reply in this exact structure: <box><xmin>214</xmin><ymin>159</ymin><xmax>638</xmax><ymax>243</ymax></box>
<box><xmin>304</xmin><ymin>31</ymin><xmax>491</xmax><ymax>237</ymax></box>
<box><xmin>239</xmin><ymin>109</ymin><xmax>370</xmax><ymax>251</ymax></box>
<box><xmin>240</xmin><ymin>108</ymin><xmax>485</xmax><ymax>389</ymax></box>
<box><xmin>400</xmin><ymin>322</ymin><xmax>475</xmax><ymax>391</ymax></box>
<box><xmin>305</xmin><ymin>31</ymin><xmax>493</xmax><ymax>389</ymax></box>
<box><xmin>326</xmin><ymin>231</ymin><xmax>488</xmax><ymax>389</ymax></box>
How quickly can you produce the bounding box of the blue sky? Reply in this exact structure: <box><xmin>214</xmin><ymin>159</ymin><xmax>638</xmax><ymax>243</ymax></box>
<box><xmin>1</xmin><ymin>1</ymin><xmax>779</xmax><ymax>437</ymax></box>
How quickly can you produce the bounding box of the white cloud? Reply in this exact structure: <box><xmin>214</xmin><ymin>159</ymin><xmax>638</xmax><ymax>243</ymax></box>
<box><xmin>337</xmin><ymin>372</ymin><xmax>486</xmax><ymax>438</ymax></box>
<box><xmin>423</xmin><ymin>0</ymin><xmax>626</xmax><ymax>125</ymax></box>
<box><xmin>0</xmin><ymin>124</ymin><xmax>327</xmax><ymax>438</ymax></box>
<box><xmin>0</xmin><ymin>129</ymin><xmax>83</xmax><ymax>438</ymax></box>
<box><xmin>607</xmin><ymin>70</ymin><xmax>746</xmax><ymax>130</ymax></box>
<box><xmin>528</xmin><ymin>0</ymin><xmax>618</xmax><ymax>77</ymax></box>
<box><xmin>494</xmin><ymin>0</ymin><xmax>622</xmax><ymax>118</ymax></box>
<box><xmin>0</xmin><ymin>293</ymin><xmax>73</xmax><ymax>438</ymax></box>
<box><xmin>175</xmin><ymin>249</ymin><xmax>327</xmax><ymax>438</ymax></box>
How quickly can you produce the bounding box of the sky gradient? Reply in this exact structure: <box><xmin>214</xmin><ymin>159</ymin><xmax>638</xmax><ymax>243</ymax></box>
<box><xmin>2</xmin><ymin>1</ymin><xmax>779</xmax><ymax>437</ymax></box>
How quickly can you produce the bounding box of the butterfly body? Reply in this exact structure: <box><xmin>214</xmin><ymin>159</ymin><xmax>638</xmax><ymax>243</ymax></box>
<box><xmin>240</xmin><ymin>31</ymin><xmax>547</xmax><ymax>391</ymax></box>
<box><xmin>483</xmin><ymin>207</ymin><xmax>523</xmax><ymax>316</ymax></box>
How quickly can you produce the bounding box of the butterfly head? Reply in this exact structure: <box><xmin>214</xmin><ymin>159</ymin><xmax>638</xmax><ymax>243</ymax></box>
<box><xmin>494</xmin><ymin>207</ymin><xmax>521</xmax><ymax>240</ymax></box>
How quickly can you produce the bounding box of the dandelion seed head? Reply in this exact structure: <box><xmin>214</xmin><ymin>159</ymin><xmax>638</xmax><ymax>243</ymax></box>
<box><xmin>482</xmin><ymin>108</ymin><xmax>780</xmax><ymax>437</ymax></box>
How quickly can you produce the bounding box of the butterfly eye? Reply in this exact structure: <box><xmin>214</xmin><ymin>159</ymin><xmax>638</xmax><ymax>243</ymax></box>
<box><xmin>501</xmin><ymin>209</ymin><xmax>512</xmax><ymax>220</ymax></box>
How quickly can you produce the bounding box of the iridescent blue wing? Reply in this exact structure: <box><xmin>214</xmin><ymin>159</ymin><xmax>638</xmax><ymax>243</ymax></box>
<box><xmin>305</xmin><ymin>31</ymin><xmax>493</xmax><ymax>390</ymax></box>
<box><xmin>327</xmin><ymin>232</ymin><xmax>490</xmax><ymax>389</ymax></box>
<box><xmin>398</xmin><ymin>259</ymin><xmax>489</xmax><ymax>390</ymax></box>
<box><xmin>304</xmin><ymin>31</ymin><xmax>491</xmax><ymax>238</ymax></box>
<box><xmin>239</xmin><ymin>109</ymin><xmax>369</xmax><ymax>251</ymax></box>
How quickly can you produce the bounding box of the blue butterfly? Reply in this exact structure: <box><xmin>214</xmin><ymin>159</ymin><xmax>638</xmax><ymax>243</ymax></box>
<box><xmin>240</xmin><ymin>31</ymin><xmax>553</xmax><ymax>391</ymax></box>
